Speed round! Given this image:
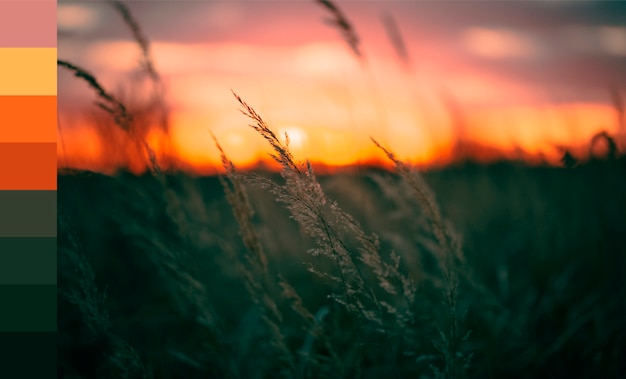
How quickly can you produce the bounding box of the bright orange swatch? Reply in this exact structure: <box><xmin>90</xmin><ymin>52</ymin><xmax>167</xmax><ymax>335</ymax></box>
<box><xmin>0</xmin><ymin>143</ymin><xmax>56</xmax><ymax>190</ymax></box>
<box><xmin>0</xmin><ymin>96</ymin><xmax>56</xmax><ymax>143</ymax></box>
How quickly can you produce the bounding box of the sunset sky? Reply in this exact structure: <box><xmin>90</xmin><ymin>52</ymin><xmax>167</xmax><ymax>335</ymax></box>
<box><xmin>57</xmin><ymin>0</ymin><xmax>626</xmax><ymax>174</ymax></box>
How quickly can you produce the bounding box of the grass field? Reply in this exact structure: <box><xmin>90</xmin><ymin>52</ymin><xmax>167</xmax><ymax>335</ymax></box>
<box><xmin>58</xmin><ymin>154</ymin><xmax>626</xmax><ymax>378</ymax></box>
<box><xmin>57</xmin><ymin>2</ymin><xmax>626</xmax><ymax>377</ymax></box>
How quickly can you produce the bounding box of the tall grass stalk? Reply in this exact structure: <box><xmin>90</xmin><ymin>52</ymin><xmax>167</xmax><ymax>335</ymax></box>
<box><xmin>58</xmin><ymin>211</ymin><xmax>153</xmax><ymax>379</ymax></box>
<box><xmin>232</xmin><ymin>92</ymin><xmax>420</xmax><ymax>348</ymax></box>
<box><xmin>109</xmin><ymin>0</ymin><xmax>172</xmax><ymax>144</ymax></box>
<box><xmin>381</xmin><ymin>12</ymin><xmax>411</xmax><ymax>73</ymax></box>
<box><xmin>315</xmin><ymin>0</ymin><xmax>362</xmax><ymax>61</ymax></box>
<box><xmin>212</xmin><ymin>133</ymin><xmax>297</xmax><ymax>378</ymax></box>
<box><xmin>57</xmin><ymin>60</ymin><xmax>132</xmax><ymax>131</ymax></box>
<box><xmin>59</xmin><ymin>54</ymin><xmax>239</xmax><ymax>376</ymax></box>
<box><xmin>214</xmin><ymin>129</ymin><xmax>346</xmax><ymax>378</ymax></box>
<box><xmin>278</xmin><ymin>277</ymin><xmax>343</xmax><ymax>378</ymax></box>
<box><xmin>372</xmin><ymin>138</ymin><xmax>471</xmax><ymax>379</ymax></box>
<box><xmin>57</xmin><ymin>59</ymin><xmax>162</xmax><ymax>175</ymax></box>
<box><xmin>108</xmin><ymin>0</ymin><xmax>158</xmax><ymax>82</ymax></box>
<box><xmin>315</xmin><ymin>0</ymin><xmax>390</xmax><ymax>146</ymax></box>
<box><xmin>609</xmin><ymin>85</ymin><xmax>625</xmax><ymax>152</ymax></box>
<box><xmin>379</xmin><ymin>11</ymin><xmax>443</xmax><ymax>166</ymax></box>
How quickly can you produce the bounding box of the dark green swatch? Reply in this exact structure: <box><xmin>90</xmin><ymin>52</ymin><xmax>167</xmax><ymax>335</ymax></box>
<box><xmin>0</xmin><ymin>332</ymin><xmax>56</xmax><ymax>378</ymax></box>
<box><xmin>0</xmin><ymin>190</ymin><xmax>56</xmax><ymax>237</ymax></box>
<box><xmin>0</xmin><ymin>285</ymin><xmax>56</xmax><ymax>332</ymax></box>
<box><xmin>0</xmin><ymin>237</ymin><xmax>56</xmax><ymax>285</ymax></box>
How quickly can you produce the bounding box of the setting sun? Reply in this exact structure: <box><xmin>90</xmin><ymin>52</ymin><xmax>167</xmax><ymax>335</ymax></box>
<box><xmin>278</xmin><ymin>126</ymin><xmax>308</xmax><ymax>149</ymax></box>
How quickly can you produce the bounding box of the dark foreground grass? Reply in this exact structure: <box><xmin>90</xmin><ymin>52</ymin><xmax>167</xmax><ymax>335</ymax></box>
<box><xmin>58</xmin><ymin>156</ymin><xmax>626</xmax><ymax>379</ymax></box>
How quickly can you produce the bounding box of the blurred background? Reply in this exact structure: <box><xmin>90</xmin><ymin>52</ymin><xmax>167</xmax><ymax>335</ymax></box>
<box><xmin>57</xmin><ymin>2</ymin><xmax>626</xmax><ymax>378</ymax></box>
<box><xmin>57</xmin><ymin>0</ymin><xmax>626</xmax><ymax>174</ymax></box>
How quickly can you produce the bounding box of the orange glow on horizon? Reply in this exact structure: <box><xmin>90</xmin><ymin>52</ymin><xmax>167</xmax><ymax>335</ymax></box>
<box><xmin>58</xmin><ymin>101</ymin><xmax>621</xmax><ymax>176</ymax></box>
<box><xmin>57</xmin><ymin>3</ymin><xmax>626</xmax><ymax>175</ymax></box>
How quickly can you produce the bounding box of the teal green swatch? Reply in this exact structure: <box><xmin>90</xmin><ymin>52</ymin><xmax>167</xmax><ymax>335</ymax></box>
<box><xmin>0</xmin><ymin>238</ymin><xmax>56</xmax><ymax>285</ymax></box>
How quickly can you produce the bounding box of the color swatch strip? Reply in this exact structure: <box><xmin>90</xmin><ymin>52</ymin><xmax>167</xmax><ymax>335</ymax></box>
<box><xmin>0</xmin><ymin>2</ymin><xmax>56</xmax><ymax>47</ymax></box>
<box><xmin>0</xmin><ymin>1</ymin><xmax>57</xmax><ymax>378</ymax></box>
<box><xmin>0</xmin><ymin>96</ymin><xmax>57</xmax><ymax>142</ymax></box>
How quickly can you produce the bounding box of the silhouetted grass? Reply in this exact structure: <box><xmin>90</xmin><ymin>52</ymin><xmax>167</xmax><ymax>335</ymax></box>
<box><xmin>57</xmin><ymin>2</ymin><xmax>626</xmax><ymax>378</ymax></box>
<box><xmin>58</xmin><ymin>153</ymin><xmax>626</xmax><ymax>378</ymax></box>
